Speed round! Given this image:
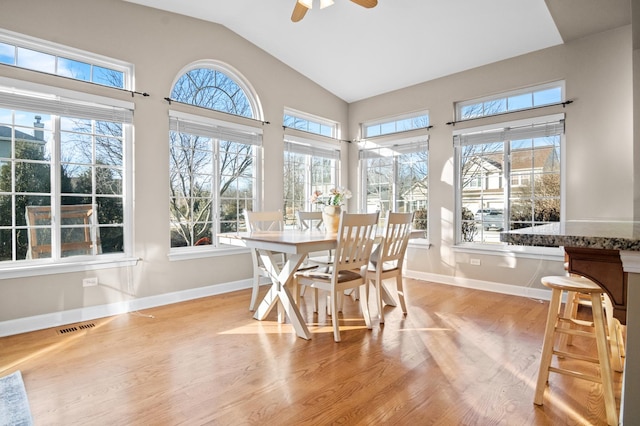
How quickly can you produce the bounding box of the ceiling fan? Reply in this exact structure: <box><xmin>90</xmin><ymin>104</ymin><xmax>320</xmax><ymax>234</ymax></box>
<box><xmin>291</xmin><ymin>0</ymin><xmax>378</xmax><ymax>23</ymax></box>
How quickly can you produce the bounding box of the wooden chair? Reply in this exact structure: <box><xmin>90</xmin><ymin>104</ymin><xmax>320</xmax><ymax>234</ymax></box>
<box><xmin>26</xmin><ymin>204</ymin><xmax>100</xmax><ymax>259</ymax></box>
<box><xmin>535</xmin><ymin>275</ymin><xmax>619</xmax><ymax>426</ymax></box>
<box><xmin>294</xmin><ymin>211</ymin><xmax>379</xmax><ymax>342</ymax></box>
<box><xmin>365</xmin><ymin>212</ymin><xmax>414</xmax><ymax>324</ymax></box>
<box><xmin>243</xmin><ymin>210</ymin><xmax>285</xmax><ymax>311</ymax></box>
<box><xmin>297</xmin><ymin>211</ymin><xmax>323</xmax><ymax>231</ymax></box>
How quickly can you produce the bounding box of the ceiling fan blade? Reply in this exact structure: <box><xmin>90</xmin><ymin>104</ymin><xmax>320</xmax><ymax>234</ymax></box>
<box><xmin>291</xmin><ymin>2</ymin><xmax>309</xmax><ymax>22</ymax></box>
<box><xmin>351</xmin><ymin>0</ymin><xmax>378</xmax><ymax>8</ymax></box>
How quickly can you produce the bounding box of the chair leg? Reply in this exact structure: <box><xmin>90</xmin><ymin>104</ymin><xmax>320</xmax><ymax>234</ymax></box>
<box><xmin>249</xmin><ymin>274</ymin><xmax>260</xmax><ymax>311</ymax></box>
<box><xmin>374</xmin><ymin>276</ymin><xmax>385</xmax><ymax>324</ymax></box>
<box><xmin>330</xmin><ymin>288</ymin><xmax>341</xmax><ymax>342</ymax></box>
<box><xmin>590</xmin><ymin>293</ymin><xmax>618</xmax><ymax>426</ymax></box>
<box><xmin>360</xmin><ymin>283</ymin><xmax>372</xmax><ymax>329</ymax></box>
<box><xmin>534</xmin><ymin>288</ymin><xmax>563</xmax><ymax>405</ymax></box>
<box><xmin>396</xmin><ymin>275</ymin><xmax>407</xmax><ymax>316</ymax></box>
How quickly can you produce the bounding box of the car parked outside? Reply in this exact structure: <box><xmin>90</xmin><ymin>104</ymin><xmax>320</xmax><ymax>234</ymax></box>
<box><xmin>475</xmin><ymin>208</ymin><xmax>504</xmax><ymax>231</ymax></box>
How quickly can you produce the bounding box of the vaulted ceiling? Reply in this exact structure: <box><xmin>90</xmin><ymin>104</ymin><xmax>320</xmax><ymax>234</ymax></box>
<box><xmin>124</xmin><ymin>0</ymin><xmax>631</xmax><ymax>103</ymax></box>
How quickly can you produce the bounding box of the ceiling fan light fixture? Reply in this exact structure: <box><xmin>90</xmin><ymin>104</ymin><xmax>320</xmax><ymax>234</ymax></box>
<box><xmin>298</xmin><ymin>0</ymin><xmax>313</xmax><ymax>9</ymax></box>
<box><xmin>320</xmin><ymin>0</ymin><xmax>335</xmax><ymax>9</ymax></box>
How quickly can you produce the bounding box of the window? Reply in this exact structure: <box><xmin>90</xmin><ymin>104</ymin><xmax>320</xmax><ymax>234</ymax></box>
<box><xmin>359</xmin><ymin>139</ymin><xmax>428</xmax><ymax>233</ymax></box>
<box><xmin>456</xmin><ymin>82</ymin><xmax>563</xmax><ymax>121</ymax></box>
<box><xmin>283</xmin><ymin>139</ymin><xmax>340</xmax><ymax>227</ymax></box>
<box><xmin>0</xmin><ymin>79</ymin><xmax>133</xmax><ymax>265</ymax></box>
<box><xmin>0</xmin><ymin>29</ymin><xmax>130</xmax><ymax>90</ymax></box>
<box><xmin>454</xmin><ymin>114</ymin><xmax>563</xmax><ymax>245</ymax></box>
<box><xmin>283</xmin><ymin>109</ymin><xmax>337</xmax><ymax>138</ymax></box>
<box><xmin>363</xmin><ymin>111</ymin><xmax>429</xmax><ymax>138</ymax></box>
<box><xmin>169</xmin><ymin>64</ymin><xmax>262</xmax><ymax>250</ymax></box>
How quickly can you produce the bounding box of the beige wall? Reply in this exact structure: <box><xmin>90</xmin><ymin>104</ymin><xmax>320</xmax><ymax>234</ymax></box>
<box><xmin>0</xmin><ymin>0</ymin><xmax>348</xmax><ymax>323</ymax></box>
<box><xmin>349</xmin><ymin>25</ymin><xmax>633</xmax><ymax>288</ymax></box>
<box><xmin>0</xmin><ymin>0</ymin><xmax>634</xmax><ymax>327</ymax></box>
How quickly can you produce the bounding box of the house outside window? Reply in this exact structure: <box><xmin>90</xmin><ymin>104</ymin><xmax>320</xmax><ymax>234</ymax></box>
<box><xmin>359</xmin><ymin>112</ymin><xmax>429</xmax><ymax>233</ymax></box>
<box><xmin>169</xmin><ymin>63</ymin><xmax>263</xmax><ymax>250</ymax></box>
<box><xmin>454</xmin><ymin>114</ymin><xmax>563</xmax><ymax>245</ymax></box>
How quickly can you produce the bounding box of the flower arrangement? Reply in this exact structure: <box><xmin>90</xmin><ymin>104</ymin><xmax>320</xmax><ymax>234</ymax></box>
<box><xmin>310</xmin><ymin>187</ymin><xmax>352</xmax><ymax>206</ymax></box>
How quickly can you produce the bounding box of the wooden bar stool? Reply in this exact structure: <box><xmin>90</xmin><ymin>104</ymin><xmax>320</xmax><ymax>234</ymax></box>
<box><xmin>535</xmin><ymin>275</ymin><xmax>618</xmax><ymax>426</ymax></box>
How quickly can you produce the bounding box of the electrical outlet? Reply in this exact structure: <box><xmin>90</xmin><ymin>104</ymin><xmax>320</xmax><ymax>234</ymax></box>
<box><xmin>82</xmin><ymin>277</ymin><xmax>98</xmax><ymax>287</ymax></box>
<box><xmin>470</xmin><ymin>258</ymin><xmax>481</xmax><ymax>266</ymax></box>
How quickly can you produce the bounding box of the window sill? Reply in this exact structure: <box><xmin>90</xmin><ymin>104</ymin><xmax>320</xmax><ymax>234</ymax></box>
<box><xmin>168</xmin><ymin>246</ymin><xmax>250</xmax><ymax>262</ymax></box>
<box><xmin>0</xmin><ymin>256</ymin><xmax>140</xmax><ymax>280</ymax></box>
<box><xmin>453</xmin><ymin>243</ymin><xmax>564</xmax><ymax>261</ymax></box>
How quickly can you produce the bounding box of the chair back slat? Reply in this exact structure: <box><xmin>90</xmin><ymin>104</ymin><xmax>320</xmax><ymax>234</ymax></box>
<box><xmin>381</xmin><ymin>212</ymin><xmax>414</xmax><ymax>263</ymax></box>
<box><xmin>334</xmin><ymin>212</ymin><xmax>379</xmax><ymax>274</ymax></box>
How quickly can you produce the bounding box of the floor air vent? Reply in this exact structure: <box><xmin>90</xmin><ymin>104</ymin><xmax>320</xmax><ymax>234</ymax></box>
<box><xmin>56</xmin><ymin>322</ymin><xmax>95</xmax><ymax>335</ymax></box>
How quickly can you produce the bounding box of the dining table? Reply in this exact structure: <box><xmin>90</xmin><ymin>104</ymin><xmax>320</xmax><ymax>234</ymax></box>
<box><xmin>500</xmin><ymin>220</ymin><xmax>640</xmax><ymax>423</ymax></box>
<box><xmin>218</xmin><ymin>227</ymin><xmax>414</xmax><ymax>340</ymax></box>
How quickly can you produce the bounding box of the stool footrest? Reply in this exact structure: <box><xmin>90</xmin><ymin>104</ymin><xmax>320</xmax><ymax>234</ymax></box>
<box><xmin>553</xmin><ymin>349</ymin><xmax>599</xmax><ymax>364</ymax></box>
<box><xmin>555</xmin><ymin>326</ymin><xmax>596</xmax><ymax>339</ymax></box>
<box><xmin>558</xmin><ymin>317</ymin><xmax>594</xmax><ymax>328</ymax></box>
<box><xmin>548</xmin><ymin>366</ymin><xmax>602</xmax><ymax>384</ymax></box>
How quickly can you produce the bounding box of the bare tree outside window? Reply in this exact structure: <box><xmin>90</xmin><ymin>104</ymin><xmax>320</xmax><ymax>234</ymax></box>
<box><xmin>169</xmin><ymin>67</ymin><xmax>257</xmax><ymax>248</ymax></box>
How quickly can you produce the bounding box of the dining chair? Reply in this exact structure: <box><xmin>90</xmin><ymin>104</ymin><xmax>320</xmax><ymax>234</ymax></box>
<box><xmin>365</xmin><ymin>212</ymin><xmax>414</xmax><ymax>324</ymax></box>
<box><xmin>294</xmin><ymin>211</ymin><xmax>379</xmax><ymax>342</ymax></box>
<box><xmin>243</xmin><ymin>209</ymin><xmax>285</xmax><ymax>311</ymax></box>
<box><xmin>297</xmin><ymin>211</ymin><xmax>323</xmax><ymax>231</ymax></box>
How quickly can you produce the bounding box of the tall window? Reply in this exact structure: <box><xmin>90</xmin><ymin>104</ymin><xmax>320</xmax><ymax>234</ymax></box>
<box><xmin>283</xmin><ymin>139</ymin><xmax>340</xmax><ymax>226</ymax></box>
<box><xmin>359</xmin><ymin>139</ymin><xmax>428</xmax><ymax>232</ymax></box>
<box><xmin>283</xmin><ymin>110</ymin><xmax>340</xmax><ymax>227</ymax></box>
<box><xmin>169</xmin><ymin>64</ymin><xmax>262</xmax><ymax>249</ymax></box>
<box><xmin>454</xmin><ymin>114</ymin><xmax>563</xmax><ymax>245</ymax></box>
<box><xmin>0</xmin><ymin>81</ymin><xmax>133</xmax><ymax>264</ymax></box>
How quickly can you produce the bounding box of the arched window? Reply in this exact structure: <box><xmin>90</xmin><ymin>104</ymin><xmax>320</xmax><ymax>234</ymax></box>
<box><xmin>170</xmin><ymin>60</ymin><xmax>261</xmax><ymax>119</ymax></box>
<box><xmin>168</xmin><ymin>62</ymin><xmax>263</xmax><ymax>255</ymax></box>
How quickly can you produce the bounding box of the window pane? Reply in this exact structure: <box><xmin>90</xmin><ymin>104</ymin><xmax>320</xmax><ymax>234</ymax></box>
<box><xmin>0</xmin><ymin>42</ymin><xmax>15</xmax><ymax>65</ymax></box>
<box><xmin>93</xmin><ymin>66</ymin><xmax>124</xmax><ymax>89</ymax></box>
<box><xmin>16</xmin><ymin>47</ymin><xmax>55</xmax><ymax>73</ymax></box>
<box><xmin>58</xmin><ymin>57</ymin><xmax>91</xmax><ymax>81</ymax></box>
<box><xmin>507</xmin><ymin>93</ymin><xmax>532</xmax><ymax>111</ymax></box>
<box><xmin>534</xmin><ymin>87</ymin><xmax>562</xmax><ymax>106</ymax></box>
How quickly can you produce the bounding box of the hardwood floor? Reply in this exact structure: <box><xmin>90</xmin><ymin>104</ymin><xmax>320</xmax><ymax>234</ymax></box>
<box><xmin>0</xmin><ymin>279</ymin><xmax>624</xmax><ymax>425</ymax></box>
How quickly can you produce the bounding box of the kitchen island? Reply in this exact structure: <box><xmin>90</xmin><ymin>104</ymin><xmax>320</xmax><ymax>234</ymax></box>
<box><xmin>501</xmin><ymin>221</ymin><xmax>640</xmax><ymax>424</ymax></box>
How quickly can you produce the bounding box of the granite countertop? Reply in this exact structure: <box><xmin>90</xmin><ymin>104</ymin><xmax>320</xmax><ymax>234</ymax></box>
<box><xmin>500</xmin><ymin>221</ymin><xmax>640</xmax><ymax>251</ymax></box>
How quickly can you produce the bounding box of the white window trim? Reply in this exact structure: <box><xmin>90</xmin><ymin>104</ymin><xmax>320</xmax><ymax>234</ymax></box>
<box><xmin>0</xmin><ymin>78</ymin><xmax>135</xmax><ymax>277</ymax></box>
<box><xmin>284</xmin><ymin>107</ymin><xmax>339</xmax><ymax>139</ymax></box>
<box><xmin>168</xmin><ymin>110</ymin><xmax>263</xmax><ymax>257</ymax></box>
<box><xmin>453</xmin><ymin>113</ymin><xmax>566</xmax><ymax>253</ymax></box>
<box><xmin>0</xmin><ymin>28</ymin><xmax>133</xmax><ymax>90</ymax></box>
<box><xmin>171</xmin><ymin>60</ymin><xmax>264</xmax><ymax>123</ymax></box>
<box><xmin>455</xmin><ymin>81</ymin><xmax>565</xmax><ymax>121</ymax></box>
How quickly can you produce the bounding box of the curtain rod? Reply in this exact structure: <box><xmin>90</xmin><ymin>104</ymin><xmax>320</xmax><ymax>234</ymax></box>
<box><xmin>446</xmin><ymin>100</ymin><xmax>574</xmax><ymax>126</ymax></box>
<box><xmin>164</xmin><ymin>97</ymin><xmax>270</xmax><ymax>125</ymax></box>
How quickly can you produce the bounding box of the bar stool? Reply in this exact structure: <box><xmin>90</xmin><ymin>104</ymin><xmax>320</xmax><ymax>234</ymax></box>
<box><xmin>534</xmin><ymin>275</ymin><xmax>618</xmax><ymax>426</ymax></box>
<box><xmin>562</xmin><ymin>261</ymin><xmax>625</xmax><ymax>373</ymax></box>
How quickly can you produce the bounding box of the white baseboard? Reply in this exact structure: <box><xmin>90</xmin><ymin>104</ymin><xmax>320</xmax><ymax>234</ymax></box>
<box><xmin>0</xmin><ymin>271</ymin><xmax>552</xmax><ymax>338</ymax></box>
<box><xmin>0</xmin><ymin>279</ymin><xmax>253</xmax><ymax>338</ymax></box>
<box><xmin>404</xmin><ymin>270</ymin><xmax>552</xmax><ymax>301</ymax></box>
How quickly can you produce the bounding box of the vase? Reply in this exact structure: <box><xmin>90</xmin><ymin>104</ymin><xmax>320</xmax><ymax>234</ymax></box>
<box><xmin>322</xmin><ymin>205</ymin><xmax>341</xmax><ymax>234</ymax></box>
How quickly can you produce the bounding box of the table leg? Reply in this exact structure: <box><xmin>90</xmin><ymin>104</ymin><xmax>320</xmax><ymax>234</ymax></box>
<box><xmin>252</xmin><ymin>251</ymin><xmax>312</xmax><ymax>340</ymax></box>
